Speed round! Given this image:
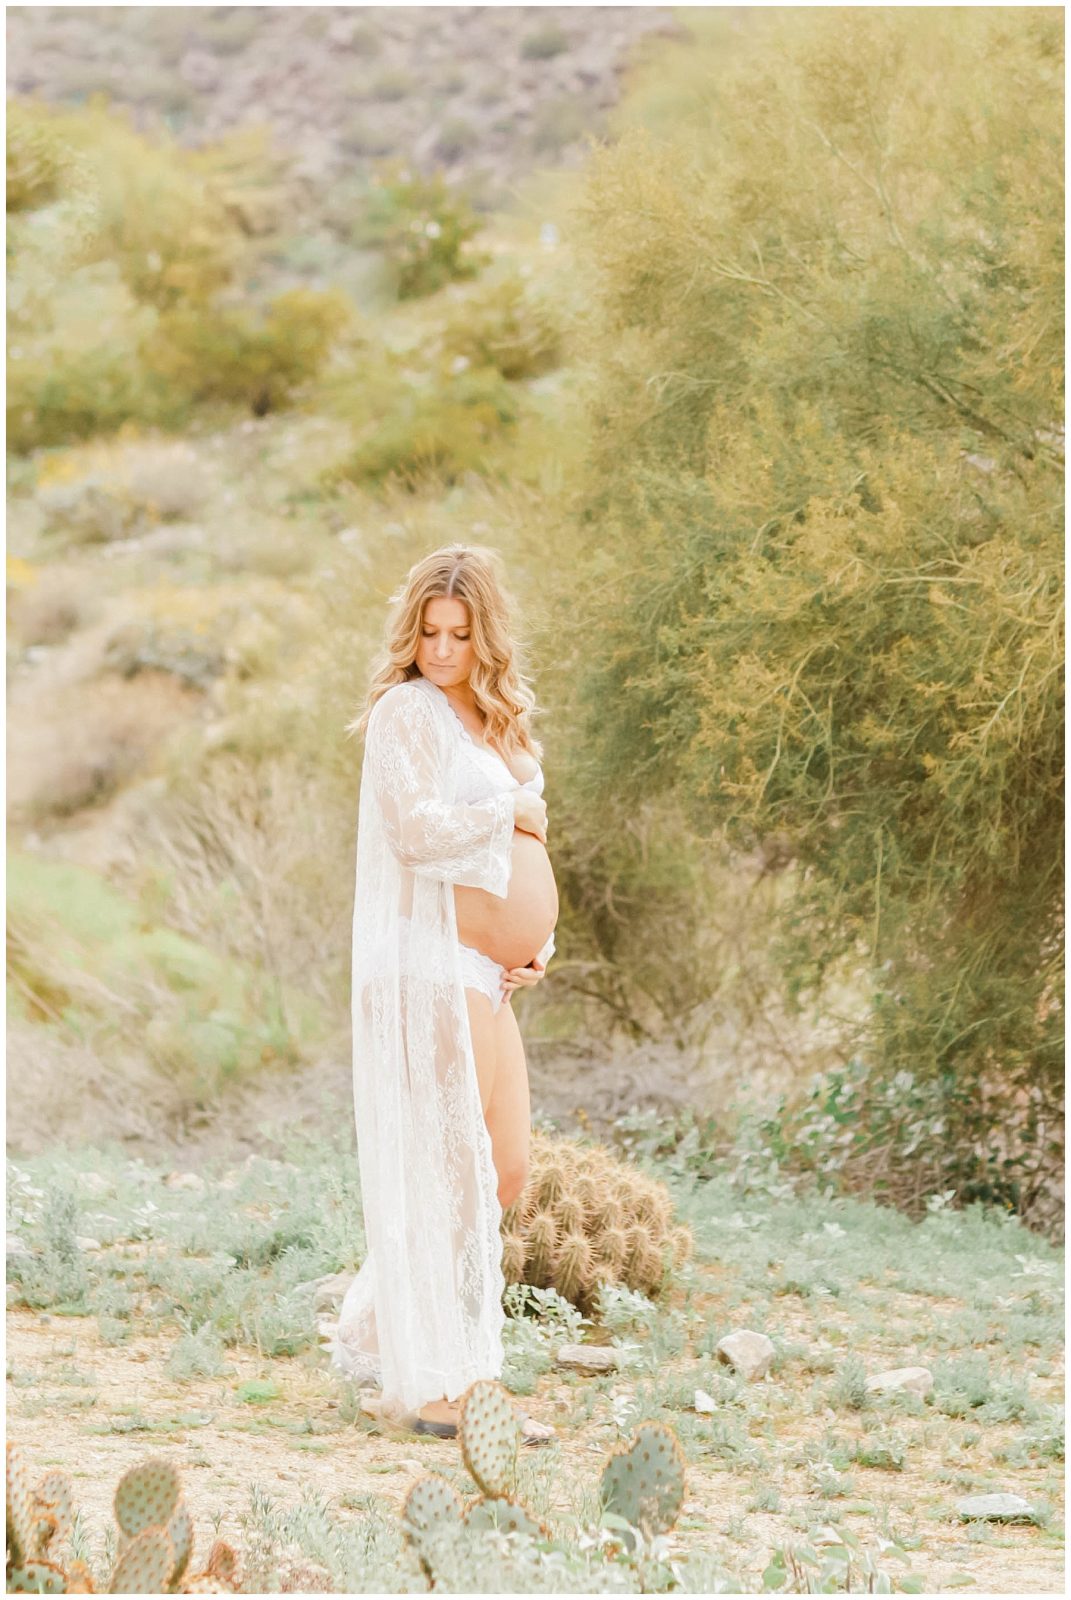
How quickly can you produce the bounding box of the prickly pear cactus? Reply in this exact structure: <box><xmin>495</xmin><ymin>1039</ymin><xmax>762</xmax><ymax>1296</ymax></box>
<box><xmin>109</xmin><ymin>1526</ymin><xmax>175</xmax><ymax>1593</ymax></box>
<box><xmin>402</xmin><ymin>1474</ymin><xmax>465</xmax><ymax>1538</ymax></box>
<box><xmin>7</xmin><ymin>1444</ymin><xmax>80</xmax><ymax>1582</ymax></box>
<box><xmin>457</xmin><ymin>1379</ymin><xmax>519</xmax><ymax>1499</ymax></box>
<box><xmin>34</xmin><ymin>1473</ymin><xmax>74</xmax><ymax>1554</ymax></box>
<box><xmin>7</xmin><ymin>1443</ymin><xmax>38</xmax><ymax>1567</ymax></box>
<box><xmin>202</xmin><ymin>1538</ymin><xmax>238</xmax><ymax>1587</ymax></box>
<box><xmin>600</xmin><ymin>1420</ymin><xmax>687</xmax><ymax>1550</ymax></box>
<box><xmin>401</xmin><ymin>1473</ymin><xmax>465</xmax><ymax>1580</ymax></box>
<box><xmin>113</xmin><ymin>1457</ymin><xmax>181</xmax><ymax>1541</ymax></box>
<box><xmin>64</xmin><ymin>1557</ymin><xmax>96</xmax><ymax>1593</ymax></box>
<box><xmin>500</xmin><ymin>1129</ymin><xmax>693</xmax><ymax>1312</ymax></box>
<box><xmin>166</xmin><ymin>1500</ymin><xmax>193</xmax><ymax>1588</ymax></box>
<box><xmin>463</xmin><ymin>1496</ymin><xmax>548</xmax><ymax>1539</ymax></box>
<box><xmin>7</xmin><ymin>1558</ymin><xmax>68</xmax><ymax>1593</ymax></box>
<box><xmin>7</xmin><ymin>1443</ymin><xmax>240</xmax><ymax>1596</ymax></box>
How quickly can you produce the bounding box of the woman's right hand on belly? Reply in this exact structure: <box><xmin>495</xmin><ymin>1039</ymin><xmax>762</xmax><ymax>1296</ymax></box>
<box><xmin>513</xmin><ymin>790</ymin><xmax>548</xmax><ymax>843</ymax></box>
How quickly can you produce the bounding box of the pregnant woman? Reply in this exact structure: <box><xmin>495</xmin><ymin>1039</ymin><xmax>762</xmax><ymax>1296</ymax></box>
<box><xmin>330</xmin><ymin>543</ymin><xmax>558</xmax><ymax>1444</ymax></box>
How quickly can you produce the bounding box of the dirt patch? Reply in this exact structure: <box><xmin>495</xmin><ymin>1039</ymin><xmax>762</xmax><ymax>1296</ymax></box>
<box><xmin>6</xmin><ymin>1301</ymin><xmax>1062</xmax><ymax>1594</ymax></box>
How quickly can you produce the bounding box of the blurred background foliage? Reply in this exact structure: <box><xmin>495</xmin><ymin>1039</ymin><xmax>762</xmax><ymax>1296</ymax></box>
<box><xmin>536</xmin><ymin>5</ymin><xmax>1063</xmax><ymax>1227</ymax></box>
<box><xmin>6</xmin><ymin>6</ymin><xmax>1063</xmax><ymax>1237</ymax></box>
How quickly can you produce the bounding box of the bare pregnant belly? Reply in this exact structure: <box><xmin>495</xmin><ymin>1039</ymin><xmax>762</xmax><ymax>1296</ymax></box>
<box><xmin>454</xmin><ymin>829</ymin><xmax>558</xmax><ymax>971</ymax></box>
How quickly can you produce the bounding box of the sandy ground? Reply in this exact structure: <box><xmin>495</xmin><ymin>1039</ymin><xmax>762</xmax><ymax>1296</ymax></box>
<box><xmin>6</xmin><ymin>1289</ymin><xmax>1063</xmax><ymax>1594</ymax></box>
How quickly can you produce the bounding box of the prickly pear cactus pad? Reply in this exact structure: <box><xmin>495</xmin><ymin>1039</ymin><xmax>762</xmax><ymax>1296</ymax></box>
<box><xmin>33</xmin><ymin>1473</ymin><xmax>74</xmax><ymax>1553</ymax></box>
<box><xmin>600</xmin><ymin>1420</ymin><xmax>687</xmax><ymax>1548</ymax></box>
<box><xmin>457</xmin><ymin>1379</ymin><xmax>519</xmax><ymax>1499</ymax></box>
<box><xmin>462</xmin><ymin>1495</ymin><xmax>548</xmax><ymax>1539</ymax></box>
<box><xmin>401</xmin><ymin>1473</ymin><xmax>466</xmax><ymax>1581</ymax></box>
<box><xmin>203</xmin><ymin>1538</ymin><xmax>239</xmax><ymax>1586</ymax></box>
<box><xmin>401</xmin><ymin>1473</ymin><xmax>466</xmax><ymax>1540</ymax></box>
<box><xmin>167</xmin><ymin>1499</ymin><xmax>194</xmax><ymax>1586</ymax></box>
<box><xmin>6</xmin><ymin>1442</ymin><xmax>42</xmax><ymax>1567</ymax></box>
<box><xmin>6</xmin><ymin>1558</ymin><xmax>68</xmax><ymax>1594</ymax></box>
<box><xmin>113</xmin><ymin>1455</ymin><xmax>181</xmax><ymax>1539</ymax></box>
<box><xmin>109</xmin><ymin>1525</ymin><xmax>176</xmax><ymax>1593</ymax></box>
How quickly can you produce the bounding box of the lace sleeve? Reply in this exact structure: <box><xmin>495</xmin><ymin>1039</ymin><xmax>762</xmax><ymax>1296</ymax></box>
<box><xmin>366</xmin><ymin>685</ymin><xmax>515</xmax><ymax>896</ymax></box>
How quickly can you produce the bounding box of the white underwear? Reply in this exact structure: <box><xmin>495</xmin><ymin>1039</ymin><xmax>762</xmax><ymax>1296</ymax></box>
<box><xmin>381</xmin><ymin>916</ymin><xmax>554</xmax><ymax>1017</ymax></box>
<box><xmin>457</xmin><ymin>939</ymin><xmax>510</xmax><ymax>1014</ymax></box>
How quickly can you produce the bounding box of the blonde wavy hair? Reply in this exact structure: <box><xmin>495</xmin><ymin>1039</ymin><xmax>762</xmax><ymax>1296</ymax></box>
<box><xmin>346</xmin><ymin>543</ymin><xmax>544</xmax><ymax>760</ymax></box>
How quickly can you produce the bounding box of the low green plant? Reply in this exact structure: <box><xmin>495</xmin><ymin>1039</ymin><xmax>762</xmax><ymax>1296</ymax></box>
<box><xmin>520</xmin><ymin>24</ymin><xmax>570</xmax><ymax>60</ymax></box>
<box><xmin>355</xmin><ymin>160</ymin><xmax>489</xmax><ymax>298</ymax></box>
<box><xmin>327</xmin><ymin>364</ymin><xmax>520</xmax><ymax>489</ymax></box>
<box><xmin>144</xmin><ymin>286</ymin><xmax>353</xmax><ymax>416</ymax></box>
<box><xmin>438</xmin><ymin>271</ymin><xmax>563</xmax><ymax>380</ymax></box>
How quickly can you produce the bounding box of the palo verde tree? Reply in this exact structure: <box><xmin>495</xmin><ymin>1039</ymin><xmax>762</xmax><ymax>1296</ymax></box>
<box><xmin>554</xmin><ymin>7</ymin><xmax>1063</xmax><ymax>1211</ymax></box>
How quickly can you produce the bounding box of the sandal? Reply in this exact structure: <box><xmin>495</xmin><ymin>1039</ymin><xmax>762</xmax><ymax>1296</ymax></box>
<box><xmin>413</xmin><ymin>1414</ymin><xmax>458</xmax><ymax>1438</ymax></box>
<box><xmin>410</xmin><ymin>1402</ymin><xmax>556</xmax><ymax>1445</ymax></box>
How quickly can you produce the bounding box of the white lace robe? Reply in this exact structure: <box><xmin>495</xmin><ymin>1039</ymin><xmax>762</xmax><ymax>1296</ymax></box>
<box><xmin>329</xmin><ymin>674</ymin><xmax>519</xmax><ymax>1424</ymax></box>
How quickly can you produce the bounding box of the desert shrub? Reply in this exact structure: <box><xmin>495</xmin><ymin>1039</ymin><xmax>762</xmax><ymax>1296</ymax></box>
<box><xmin>543</xmin><ymin>6</ymin><xmax>1063</xmax><ymax>1217</ymax></box>
<box><xmin>6</xmin><ymin>98</ymin><xmax>302</xmax><ymax>448</ymax></box>
<box><xmin>327</xmin><ymin>364</ymin><xmax>520</xmax><ymax>489</ymax></box>
<box><xmin>368</xmin><ymin>67</ymin><xmax>414</xmax><ymax>102</ymax></box>
<box><xmin>143</xmin><ymin>286</ymin><xmax>354</xmax><ymax>414</ymax></box>
<box><xmin>32</xmin><ymin>435</ymin><xmax>212</xmax><ymax>542</ymax></box>
<box><xmin>354</xmin><ymin>160</ymin><xmax>490</xmax><ymax>299</ymax></box>
<box><xmin>531</xmin><ymin>94</ymin><xmax>592</xmax><ymax>157</ymax></box>
<box><xmin>757</xmin><ymin>1054</ymin><xmax>1064</xmax><ymax>1240</ymax></box>
<box><xmin>8</xmin><ymin>677</ymin><xmax>188</xmax><ymax>823</ymax></box>
<box><xmin>434</xmin><ymin>116</ymin><xmax>477</xmax><ymax>164</ymax></box>
<box><xmin>6</xmin><ymin>566</ymin><xmax>92</xmax><ymax>648</ymax></box>
<box><xmin>7</xmin><ymin>266</ymin><xmax>164</xmax><ymax>453</ymax></box>
<box><xmin>42</xmin><ymin>95</ymin><xmax>238</xmax><ymax>309</ymax></box>
<box><xmin>437</xmin><ymin>271</ymin><xmax>564</xmax><ymax>380</ymax></box>
<box><xmin>520</xmin><ymin>23</ymin><xmax>570</xmax><ymax>60</ymax></box>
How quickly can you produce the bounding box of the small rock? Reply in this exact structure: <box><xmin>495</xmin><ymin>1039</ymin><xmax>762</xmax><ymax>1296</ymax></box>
<box><xmin>78</xmin><ymin>1173</ymin><xmax>112</xmax><ymax>1196</ymax></box>
<box><xmin>694</xmin><ymin>1388</ymin><xmax>717</xmax><ymax>1414</ymax></box>
<box><xmin>716</xmin><ymin>1329</ymin><xmax>774</xmax><ymax>1381</ymax></box>
<box><xmin>305</xmin><ymin>1271</ymin><xmax>354</xmax><ymax>1316</ymax></box>
<box><xmin>555</xmin><ymin>1343</ymin><xmax>620</xmax><ymax>1373</ymax></box>
<box><xmin>163</xmin><ymin>1172</ymin><xmax>206</xmax><ymax>1192</ymax></box>
<box><xmin>956</xmin><ymin>1492</ymin><xmax>1038</xmax><ymax>1523</ymax></box>
<box><xmin>74</xmin><ymin>1236</ymin><xmax>102</xmax><ymax>1253</ymax></box>
<box><xmin>866</xmin><ymin>1366</ymin><xmax>933</xmax><ymax>1397</ymax></box>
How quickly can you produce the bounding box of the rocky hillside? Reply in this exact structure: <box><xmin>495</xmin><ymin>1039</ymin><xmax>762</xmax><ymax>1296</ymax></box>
<box><xmin>6</xmin><ymin>4</ymin><xmax>685</xmax><ymax>213</ymax></box>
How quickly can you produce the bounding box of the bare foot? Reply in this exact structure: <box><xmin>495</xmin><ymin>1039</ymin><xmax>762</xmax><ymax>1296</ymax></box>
<box><xmin>418</xmin><ymin>1397</ymin><xmax>460</xmax><ymax>1425</ymax></box>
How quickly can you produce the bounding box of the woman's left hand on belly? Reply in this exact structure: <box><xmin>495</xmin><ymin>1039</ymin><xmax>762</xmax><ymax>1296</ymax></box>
<box><xmin>502</xmin><ymin>951</ymin><xmax>549</xmax><ymax>1002</ymax></box>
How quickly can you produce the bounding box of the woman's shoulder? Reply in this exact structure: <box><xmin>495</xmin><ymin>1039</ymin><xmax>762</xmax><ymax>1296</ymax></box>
<box><xmin>369</xmin><ymin>678</ymin><xmax>439</xmax><ymax>736</ymax></box>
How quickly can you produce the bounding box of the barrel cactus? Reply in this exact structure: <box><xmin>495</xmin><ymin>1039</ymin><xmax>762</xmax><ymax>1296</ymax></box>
<box><xmin>500</xmin><ymin>1128</ymin><xmax>693</xmax><ymax>1311</ymax></box>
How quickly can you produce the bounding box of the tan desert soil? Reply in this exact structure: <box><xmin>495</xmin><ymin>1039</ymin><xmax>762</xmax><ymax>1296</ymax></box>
<box><xmin>5</xmin><ymin>1288</ymin><xmax>1063</xmax><ymax>1593</ymax></box>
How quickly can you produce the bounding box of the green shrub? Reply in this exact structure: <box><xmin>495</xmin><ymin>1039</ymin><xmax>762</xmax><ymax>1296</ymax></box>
<box><xmin>520</xmin><ymin>24</ymin><xmax>570</xmax><ymax>60</ymax></box>
<box><xmin>438</xmin><ymin>271</ymin><xmax>563</xmax><ymax>380</ymax></box>
<box><xmin>355</xmin><ymin>160</ymin><xmax>489</xmax><ymax>299</ymax></box>
<box><xmin>328</xmin><ymin>364</ymin><xmax>520</xmax><ymax>489</ymax></box>
<box><xmin>143</xmin><ymin>286</ymin><xmax>353</xmax><ymax>414</ymax></box>
<box><xmin>545</xmin><ymin>5</ymin><xmax>1063</xmax><ymax>1213</ymax></box>
<box><xmin>531</xmin><ymin>94</ymin><xmax>592</xmax><ymax>157</ymax></box>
